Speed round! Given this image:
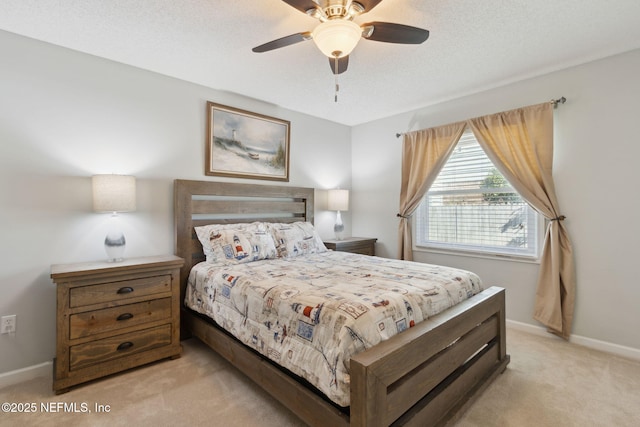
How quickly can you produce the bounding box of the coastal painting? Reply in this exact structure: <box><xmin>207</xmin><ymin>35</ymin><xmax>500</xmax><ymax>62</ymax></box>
<box><xmin>205</xmin><ymin>102</ymin><xmax>290</xmax><ymax>181</ymax></box>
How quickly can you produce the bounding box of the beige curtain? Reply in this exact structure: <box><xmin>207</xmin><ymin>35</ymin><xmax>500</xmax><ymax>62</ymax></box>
<box><xmin>398</xmin><ymin>122</ymin><xmax>466</xmax><ymax>260</ymax></box>
<box><xmin>468</xmin><ymin>102</ymin><xmax>575</xmax><ymax>339</ymax></box>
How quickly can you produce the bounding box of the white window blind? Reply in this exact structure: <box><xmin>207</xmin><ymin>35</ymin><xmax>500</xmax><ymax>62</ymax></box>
<box><xmin>415</xmin><ymin>129</ymin><xmax>539</xmax><ymax>258</ymax></box>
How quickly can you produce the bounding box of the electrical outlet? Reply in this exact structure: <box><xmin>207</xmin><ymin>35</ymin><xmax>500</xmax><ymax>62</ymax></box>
<box><xmin>1</xmin><ymin>315</ymin><xmax>16</xmax><ymax>334</ymax></box>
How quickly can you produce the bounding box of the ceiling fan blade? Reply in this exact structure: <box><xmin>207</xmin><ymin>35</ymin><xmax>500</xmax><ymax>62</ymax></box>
<box><xmin>281</xmin><ymin>0</ymin><xmax>318</xmax><ymax>14</ymax></box>
<box><xmin>329</xmin><ymin>55</ymin><xmax>349</xmax><ymax>75</ymax></box>
<box><xmin>252</xmin><ymin>32</ymin><xmax>311</xmax><ymax>53</ymax></box>
<box><xmin>362</xmin><ymin>21</ymin><xmax>429</xmax><ymax>44</ymax></box>
<box><xmin>356</xmin><ymin>0</ymin><xmax>385</xmax><ymax>13</ymax></box>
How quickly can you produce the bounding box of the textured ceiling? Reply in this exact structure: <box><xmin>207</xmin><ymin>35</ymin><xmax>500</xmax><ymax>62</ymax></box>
<box><xmin>1</xmin><ymin>0</ymin><xmax>640</xmax><ymax>125</ymax></box>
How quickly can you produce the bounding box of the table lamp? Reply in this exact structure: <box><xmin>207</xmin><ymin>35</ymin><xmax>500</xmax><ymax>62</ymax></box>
<box><xmin>92</xmin><ymin>174</ymin><xmax>136</xmax><ymax>262</ymax></box>
<box><xmin>327</xmin><ymin>189</ymin><xmax>349</xmax><ymax>240</ymax></box>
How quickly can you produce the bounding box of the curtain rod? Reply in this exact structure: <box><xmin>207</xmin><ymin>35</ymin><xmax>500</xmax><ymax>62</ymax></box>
<box><xmin>395</xmin><ymin>96</ymin><xmax>567</xmax><ymax>138</ymax></box>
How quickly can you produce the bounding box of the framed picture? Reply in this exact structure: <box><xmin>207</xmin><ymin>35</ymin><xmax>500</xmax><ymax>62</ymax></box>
<box><xmin>205</xmin><ymin>102</ymin><xmax>290</xmax><ymax>181</ymax></box>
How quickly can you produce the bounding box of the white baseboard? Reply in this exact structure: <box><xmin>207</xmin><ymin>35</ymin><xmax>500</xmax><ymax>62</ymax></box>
<box><xmin>506</xmin><ymin>319</ymin><xmax>640</xmax><ymax>362</ymax></box>
<box><xmin>0</xmin><ymin>361</ymin><xmax>51</xmax><ymax>390</ymax></box>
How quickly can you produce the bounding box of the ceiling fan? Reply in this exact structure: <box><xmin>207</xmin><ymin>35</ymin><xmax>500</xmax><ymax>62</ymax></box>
<box><xmin>252</xmin><ymin>0</ymin><xmax>430</xmax><ymax>76</ymax></box>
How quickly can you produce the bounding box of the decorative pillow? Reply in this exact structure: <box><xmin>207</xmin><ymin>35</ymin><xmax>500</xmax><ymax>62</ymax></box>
<box><xmin>195</xmin><ymin>222</ymin><xmax>277</xmax><ymax>264</ymax></box>
<box><xmin>268</xmin><ymin>222</ymin><xmax>327</xmax><ymax>258</ymax></box>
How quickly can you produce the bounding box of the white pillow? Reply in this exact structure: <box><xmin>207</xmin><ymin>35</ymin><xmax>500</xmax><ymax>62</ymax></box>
<box><xmin>268</xmin><ymin>222</ymin><xmax>327</xmax><ymax>258</ymax></box>
<box><xmin>195</xmin><ymin>222</ymin><xmax>277</xmax><ymax>264</ymax></box>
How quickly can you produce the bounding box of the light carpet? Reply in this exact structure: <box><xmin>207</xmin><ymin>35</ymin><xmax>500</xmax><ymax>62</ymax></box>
<box><xmin>1</xmin><ymin>327</ymin><xmax>638</xmax><ymax>426</ymax></box>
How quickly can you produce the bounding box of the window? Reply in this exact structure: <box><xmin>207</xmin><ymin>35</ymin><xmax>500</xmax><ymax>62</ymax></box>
<box><xmin>414</xmin><ymin>129</ymin><xmax>539</xmax><ymax>258</ymax></box>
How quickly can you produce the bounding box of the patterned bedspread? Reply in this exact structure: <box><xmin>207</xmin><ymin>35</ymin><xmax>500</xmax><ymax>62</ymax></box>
<box><xmin>185</xmin><ymin>251</ymin><xmax>483</xmax><ymax>407</ymax></box>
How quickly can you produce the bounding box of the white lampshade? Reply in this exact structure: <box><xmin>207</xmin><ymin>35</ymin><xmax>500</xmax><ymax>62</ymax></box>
<box><xmin>92</xmin><ymin>175</ymin><xmax>136</xmax><ymax>213</ymax></box>
<box><xmin>328</xmin><ymin>189</ymin><xmax>349</xmax><ymax>211</ymax></box>
<box><xmin>312</xmin><ymin>20</ymin><xmax>362</xmax><ymax>58</ymax></box>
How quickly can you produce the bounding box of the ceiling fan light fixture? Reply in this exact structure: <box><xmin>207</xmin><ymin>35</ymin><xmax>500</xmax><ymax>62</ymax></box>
<box><xmin>312</xmin><ymin>20</ymin><xmax>361</xmax><ymax>58</ymax></box>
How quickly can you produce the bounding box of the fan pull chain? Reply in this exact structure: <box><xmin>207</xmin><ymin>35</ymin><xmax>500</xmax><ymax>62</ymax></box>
<box><xmin>334</xmin><ymin>55</ymin><xmax>340</xmax><ymax>102</ymax></box>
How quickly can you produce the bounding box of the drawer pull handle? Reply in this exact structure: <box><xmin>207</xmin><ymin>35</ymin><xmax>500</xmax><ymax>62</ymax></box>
<box><xmin>117</xmin><ymin>341</ymin><xmax>134</xmax><ymax>351</ymax></box>
<box><xmin>116</xmin><ymin>313</ymin><xmax>134</xmax><ymax>321</ymax></box>
<box><xmin>116</xmin><ymin>287</ymin><xmax>134</xmax><ymax>294</ymax></box>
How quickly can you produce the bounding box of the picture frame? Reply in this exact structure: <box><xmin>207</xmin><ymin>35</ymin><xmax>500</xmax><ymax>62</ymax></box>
<box><xmin>205</xmin><ymin>102</ymin><xmax>290</xmax><ymax>181</ymax></box>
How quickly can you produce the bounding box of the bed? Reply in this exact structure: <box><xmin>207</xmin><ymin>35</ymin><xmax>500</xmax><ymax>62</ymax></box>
<box><xmin>174</xmin><ymin>179</ymin><xmax>510</xmax><ymax>427</ymax></box>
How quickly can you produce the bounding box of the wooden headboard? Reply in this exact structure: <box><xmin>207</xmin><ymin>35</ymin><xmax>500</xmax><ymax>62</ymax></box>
<box><xmin>174</xmin><ymin>179</ymin><xmax>315</xmax><ymax>300</ymax></box>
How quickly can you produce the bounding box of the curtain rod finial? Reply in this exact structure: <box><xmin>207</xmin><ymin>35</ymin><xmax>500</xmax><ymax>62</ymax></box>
<box><xmin>552</xmin><ymin>96</ymin><xmax>566</xmax><ymax>108</ymax></box>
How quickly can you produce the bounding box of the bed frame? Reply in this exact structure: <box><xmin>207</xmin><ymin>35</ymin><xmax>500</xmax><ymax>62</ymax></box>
<box><xmin>174</xmin><ymin>179</ymin><xmax>510</xmax><ymax>427</ymax></box>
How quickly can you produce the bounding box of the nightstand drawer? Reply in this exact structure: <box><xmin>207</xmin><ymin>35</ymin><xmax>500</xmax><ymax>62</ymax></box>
<box><xmin>69</xmin><ymin>274</ymin><xmax>172</xmax><ymax>307</ymax></box>
<box><xmin>343</xmin><ymin>242</ymin><xmax>375</xmax><ymax>255</ymax></box>
<box><xmin>323</xmin><ymin>237</ymin><xmax>377</xmax><ymax>256</ymax></box>
<box><xmin>69</xmin><ymin>298</ymin><xmax>172</xmax><ymax>339</ymax></box>
<box><xmin>70</xmin><ymin>324</ymin><xmax>172</xmax><ymax>371</ymax></box>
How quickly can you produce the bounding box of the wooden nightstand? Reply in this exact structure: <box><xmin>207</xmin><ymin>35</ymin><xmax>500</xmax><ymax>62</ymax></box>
<box><xmin>323</xmin><ymin>237</ymin><xmax>377</xmax><ymax>256</ymax></box>
<box><xmin>50</xmin><ymin>255</ymin><xmax>184</xmax><ymax>394</ymax></box>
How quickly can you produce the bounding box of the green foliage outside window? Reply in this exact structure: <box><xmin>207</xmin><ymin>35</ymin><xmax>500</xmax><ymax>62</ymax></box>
<box><xmin>481</xmin><ymin>168</ymin><xmax>521</xmax><ymax>205</ymax></box>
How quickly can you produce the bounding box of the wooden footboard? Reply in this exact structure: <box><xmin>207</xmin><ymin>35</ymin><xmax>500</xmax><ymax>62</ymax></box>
<box><xmin>350</xmin><ymin>286</ymin><xmax>509</xmax><ymax>427</ymax></box>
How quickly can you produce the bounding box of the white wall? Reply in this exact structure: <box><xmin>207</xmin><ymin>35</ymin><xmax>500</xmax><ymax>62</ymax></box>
<box><xmin>0</xmin><ymin>30</ymin><xmax>352</xmax><ymax>374</ymax></box>
<box><xmin>352</xmin><ymin>49</ymin><xmax>640</xmax><ymax>350</ymax></box>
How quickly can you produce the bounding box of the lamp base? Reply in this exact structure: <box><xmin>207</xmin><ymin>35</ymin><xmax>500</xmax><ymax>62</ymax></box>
<box><xmin>104</xmin><ymin>214</ymin><xmax>126</xmax><ymax>262</ymax></box>
<box><xmin>334</xmin><ymin>210</ymin><xmax>345</xmax><ymax>240</ymax></box>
